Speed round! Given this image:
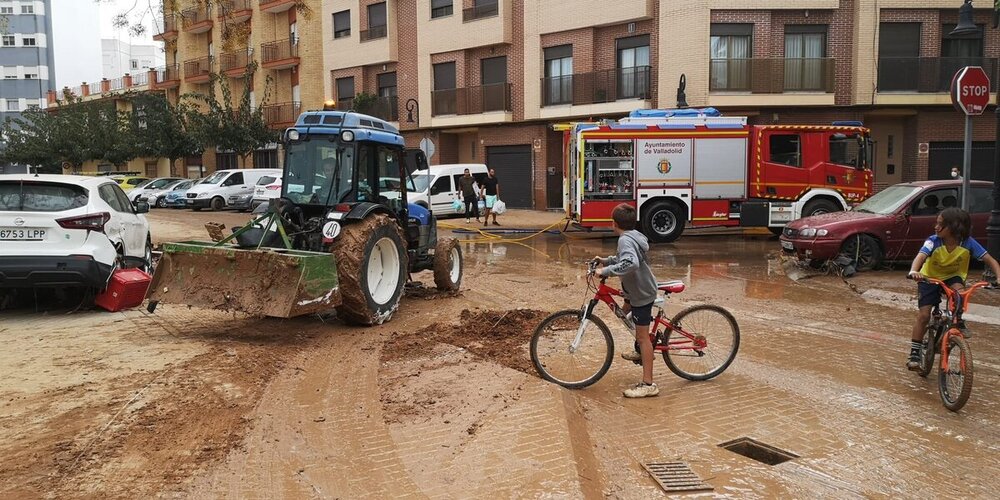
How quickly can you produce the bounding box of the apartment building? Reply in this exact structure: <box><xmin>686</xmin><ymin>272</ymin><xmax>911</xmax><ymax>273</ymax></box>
<box><xmin>318</xmin><ymin>0</ymin><xmax>1000</xmax><ymax>209</ymax></box>
<box><xmin>102</xmin><ymin>39</ymin><xmax>164</xmax><ymax>79</ymax></box>
<box><xmin>152</xmin><ymin>0</ymin><xmax>325</xmax><ymax>176</ymax></box>
<box><xmin>0</xmin><ymin>0</ymin><xmax>55</xmax><ymax>125</ymax></box>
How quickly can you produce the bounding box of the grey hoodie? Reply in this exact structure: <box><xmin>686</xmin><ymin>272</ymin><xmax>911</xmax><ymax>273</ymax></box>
<box><xmin>599</xmin><ymin>230</ymin><xmax>658</xmax><ymax>306</ymax></box>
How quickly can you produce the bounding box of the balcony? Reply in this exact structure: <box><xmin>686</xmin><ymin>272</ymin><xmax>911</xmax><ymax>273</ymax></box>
<box><xmin>360</xmin><ymin>25</ymin><xmax>388</xmax><ymax>42</ymax></box>
<box><xmin>152</xmin><ymin>64</ymin><xmax>181</xmax><ymax>90</ymax></box>
<box><xmin>217</xmin><ymin>0</ymin><xmax>252</xmax><ymax>23</ymax></box>
<box><xmin>878</xmin><ymin>57</ymin><xmax>999</xmax><ymax>93</ymax></box>
<box><xmin>181</xmin><ymin>5</ymin><xmax>213</xmax><ymax>34</ymax></box>
<box><xmin>184</xmin><ymin>56</ymin><xmax>213</xmax><ymax>84</ymax></box>
<box><xmin>339</xmin><ymin>95</ymin><xmax>399</xmax><ymax>122</ymax></box>
<box><xmin>709</xmin><ymin>58</ymin><xmax>835</xmax><ymax>93</ymax></box>
<box><xmin>263</xmin><ymin>101</ymin><xmax>301</xmax><ymax>128</ymax></box>
<box><xmin>463</xmin><ymin>2</ymin><xmax>499</xmax><ymax>22</ymax></box>
<box><xmin>259</xmin><ymin>0</ymin><xmax>296</xmax><ymax>14</ymax></box>
<box><xmin>432</xmin><ymin>83</ymin><xmax>511</xmax><ymax>116</ymax></box>
<box><xmin>540</xmin><ymin>67</ymin><xmax>652</xmax><ymax>106</ymax></box>
<box><xmin>261</xmin><ymin>38</ymin><xmax>299</xmax><ymax>70</ymax></box>
<box><xmin>220</xmin><ymin>48</ymin><xmax>254</xmax><ymax>78</ymax></box>
<box><xmin>153</xmin><ymin>15</ymin><xmax>178</xmax><ymax>42</ymax></box>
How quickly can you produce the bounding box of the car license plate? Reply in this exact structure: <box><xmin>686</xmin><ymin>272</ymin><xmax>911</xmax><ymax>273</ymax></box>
<box><xmin>255</xmin><ymin>188</ymin><xmax>265</xmax><ymax>196</ymax></box>
<box><xmin>781</xmin><ymin>240</ymin><xmax>794</xmax><ymax>251</ymax></box>
<box><xmin>187</xmin><ymin>199</ymin><xmax>194</xmax><ymax>204</ymax></box>
<box><xmin>0</xmin><ymin>228</ymin><xmax>46</xmax><ymax>241</ymax></box>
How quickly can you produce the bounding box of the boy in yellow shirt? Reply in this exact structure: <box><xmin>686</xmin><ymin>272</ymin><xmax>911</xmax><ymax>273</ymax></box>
<box><xmin>907</xmin><ymin>208</ymin><xmax>1000</xmax><ymax>370</ymax></box>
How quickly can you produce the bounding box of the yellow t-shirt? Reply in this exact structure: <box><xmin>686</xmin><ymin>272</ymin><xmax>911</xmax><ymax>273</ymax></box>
<box><xmin>918</xmin><ymin>235</ymin><xmax>988</xmax><ymax>281</ymax></box>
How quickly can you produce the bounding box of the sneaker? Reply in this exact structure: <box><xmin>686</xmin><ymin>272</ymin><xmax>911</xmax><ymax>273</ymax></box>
<box><xmin>906</xmin><ymin>351</ymin><xmax>921</xmax><ymax>371</ymax></box>
<box><xmin>623</xmin><ymin>382</ymin><xmax>659</xmax><ymax>398</ymax></box>
<box><xmin>466</xmin><ymin>218</ymin><xmax>471</xmax><ymax>223</ymax></box>
<box><xmin>620</xmin><ymin>350</ymin><xmax>641</xmax><ymax>362</ymax></box>
<box><xmin>492</xmin><ymin>221</ymin><xmax>500</xmax><ymax>226</ymax></box>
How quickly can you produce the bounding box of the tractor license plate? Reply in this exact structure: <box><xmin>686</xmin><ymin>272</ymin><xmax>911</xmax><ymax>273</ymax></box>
<box><xmin>781</xmin><ymin>240</ymin><xmax>794</xmax><ymax>251</ymax></box>
<box><xmin>0</xmin><ymin>228</ymin><xmax>46</xmax><ymax>241</ymax></box>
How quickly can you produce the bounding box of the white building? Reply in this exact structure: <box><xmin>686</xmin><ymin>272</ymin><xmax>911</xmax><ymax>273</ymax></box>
<box><xmin>101</xmin><ymin>38</ymin><xmax>162</xmax><ymax>79</ymax></box>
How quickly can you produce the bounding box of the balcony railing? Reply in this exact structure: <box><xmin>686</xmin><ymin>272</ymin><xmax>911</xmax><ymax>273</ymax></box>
<box><xmin>220</xmin><ymin>48</ymin><xmax>254</xmax><ymax>73</ymax></box>
<box><xmin>263</xmin><ymin>101</ymin><xmax>301</xmax><ymax>126</ymax></box>
<box><xmin>261</xmin><ymin>38</ymin><xmax>298</xmax><ymax>65</ymax></box>
<box><xmin>154</xmin><ymin>64</ymin><xmax>181</xmax><ymax>84</ymax></box>
<box><xmin>709</xmin><ymin>58</ymin><xmax>835</xmax><ymax>93</ymax></box>
<box><xmin>877</xmin><ymin>57</ymin><xmax>1000</xmax><ymax>92</ymax></box>
<box><xmin>154</xmin><ymin>15</ymin><xmax>178</xmax><ymax>40</ymax></box>
<box><xmin>258</xmin><ymin>0</ymin><xmax>296</xmax><ymax>11</ymax></box>
<box><xmin>432</xmin><ymin>82</ymin><xmax>511</xmax><ymax>116</ymax></box>
<box><xmin>339</xmin><ymin>95</ymin><xmax>399</xmax><ymax>122</ymax></box>
<box><xmin>218</xmin><ymin>0</ymin><xmax>251</xmax><ymax>17</ymax></box>
<box><xmin>360</xmin><ymin>24</ymin><xmax>388</xmax><ymax>42</ymax></box>
<box><xmin>463</xmin><ymin>2</ymin><xmax>499</xmax><ymax>22</ymax></box>
<box><xmin>184</xmin><ymin>56</ymin><xmax>213</xmax><ymax>80</ymax></box>
<box><xmin>540</xmin><ymin>67</ymin><xmax>652</xmax><ymax>106</ymax></box>
<box><xmin>181</xmin><ymin>5</ymin><xmax>212</xmax><ymax>27</ymax></box>
<box><xmin>132</xmin><ymin>72</ymin><xmax>149</xmax><ymax>86</ymax></box>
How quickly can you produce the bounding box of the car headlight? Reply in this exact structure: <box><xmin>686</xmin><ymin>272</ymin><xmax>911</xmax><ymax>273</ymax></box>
<box><xmin>799</xmin><ymin>228</ymin><xmax>828</xmax><ymax>237</ymax></box>
<box><xmin>816</xmin><ymin>229</ymin><xmax>828</xmax><ymax>236</ymax></box>
<box><xmin>197</xmin><ymin>192</ymin><xmax>209</xmax><ymax>198</ymax></box>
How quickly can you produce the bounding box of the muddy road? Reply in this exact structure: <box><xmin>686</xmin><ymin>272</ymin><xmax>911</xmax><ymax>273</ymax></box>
<box><xmin>2</xmin><ymin>209</ymin><xmax>1000</xmax><ymax>498</ymax></box>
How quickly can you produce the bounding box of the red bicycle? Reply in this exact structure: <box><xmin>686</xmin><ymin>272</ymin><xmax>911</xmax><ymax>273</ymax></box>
<box><xmin>530</xmin><ymin>262</ymin><xmax>740</xmax><ymax>389</ymax></box>
<box><xmin>910</xmin><ymin>275</ymin><xmax>995</xmax><ymax>412</ymax></box>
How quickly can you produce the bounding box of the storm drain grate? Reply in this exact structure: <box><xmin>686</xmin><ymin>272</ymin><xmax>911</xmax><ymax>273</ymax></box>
<box><xmin>719</xmin><ymin>437</ymin><xmax>798</xmax><ymax>465</ymax></box>
<box><xmin>641</xmin><ymin>461</ymin><xmax>713</xmax><ymax>493</ymax></box>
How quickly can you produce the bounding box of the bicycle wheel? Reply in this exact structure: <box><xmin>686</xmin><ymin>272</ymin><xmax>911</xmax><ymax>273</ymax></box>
<box><xmin>662</xmin><ymin>305</ymin><xmax>740</xmax><ymax>381</ymax></box>
<box><xmin>917</xmin><ymin>322</ymin><xmax>939</xmax><ymax>378</ymax></box>
<box><xmin>939</xmin><ymin>334</ymin><xmax>974</xmax><ymax>412</ymax></box>
<box><xmin>530</xmin><ymin>309</ymin><xmax>614</xmax><ymax>389</ymax></box>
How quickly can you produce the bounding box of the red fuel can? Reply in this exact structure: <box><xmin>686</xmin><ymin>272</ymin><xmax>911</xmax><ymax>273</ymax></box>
<box><xmin>95</xmin><ymin>268</ymin><xmax>152</xmax><ymax>312</ymax></box>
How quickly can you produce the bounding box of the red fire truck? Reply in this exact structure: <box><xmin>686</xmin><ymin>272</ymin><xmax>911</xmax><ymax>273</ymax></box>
<box><xmin>557</xmin><ymin>108</ymin><xmax>873</xmax><ymax>242</ymax></box>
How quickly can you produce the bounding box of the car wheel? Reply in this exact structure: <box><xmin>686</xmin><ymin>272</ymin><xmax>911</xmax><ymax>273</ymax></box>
<box><xmin>210</xmin><ymin>197</ymin><xmax>225</xmax><ymax>211</ymax></box>
<box><xmin>142</xmin><ymin>237</ymin><xmax>154</xmax><ymax>274</ymax></box>
<box><xmin>802</xmin><ymin>198</ymin><xmax>841</xmax><ymax>217</ymax></box>
<box><xmin>839</xmin><ymin>234</ymin><xmax>882</xmax><ymax>271</ymax></box>
<box><xmin>155</xmin><ymin>197</ymin><xmax>166</xmax><ymax>208</ymax></box>
<box><xmin>641</xmin><ymin>201</ymin><xmax>685</xmax><ymax>243</ymax></box>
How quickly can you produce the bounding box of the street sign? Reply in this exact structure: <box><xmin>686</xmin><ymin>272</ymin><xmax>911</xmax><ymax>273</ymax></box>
<box><xmin>419</xmin><ymin>137</ymin><xmax>436</xmax><ymax>160</ymax></box>
<box><xmin>951</xmin><ymin>66</ymin><xmax>991</xmax><ymax>115</ymax></box>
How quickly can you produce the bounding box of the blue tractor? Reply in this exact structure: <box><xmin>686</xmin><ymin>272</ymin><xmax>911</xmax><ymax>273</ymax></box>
<box><xmin>147</xmin><ymin>109</ymin><xmax>462</xmax><ymax>325</ymax></box>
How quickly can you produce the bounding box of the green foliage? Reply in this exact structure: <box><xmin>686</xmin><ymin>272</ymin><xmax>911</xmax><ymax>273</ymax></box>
<box><xmin>349</xmin><ymin>92</ymin><xmax>379</xmax><ymax>114</ymax></box>
<box><xmin>127</xmin><ymin>92</ymin><xmax>202</xmax><ymax>166</ymax></box>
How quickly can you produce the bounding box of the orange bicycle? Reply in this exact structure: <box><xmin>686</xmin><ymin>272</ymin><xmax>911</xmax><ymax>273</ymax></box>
<box><xmin>910</xmin><ymin>275</ymin><xmax>996</xmax><ymax>412</ymax></box>
<box><xmin>530</xmin><ymin>262</ymin><xmax>739</xmax><ymax>389</ymax></box>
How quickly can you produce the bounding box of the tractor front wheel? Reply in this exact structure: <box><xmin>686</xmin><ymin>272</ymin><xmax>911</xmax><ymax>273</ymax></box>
<box><xmin>433</xmin><ymin>237</ymin><xmax>463</xmax><ymax>291</ymax></box>
<box><xmin>330</xmin><ymin>214</ymin><xmax>408</xmax><ymax>325</ymax></box>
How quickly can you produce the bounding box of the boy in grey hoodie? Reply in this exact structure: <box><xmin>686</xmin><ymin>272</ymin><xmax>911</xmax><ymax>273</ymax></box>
<box><xmin>594</xmin><ymin>204</ymin><xmax>660</xmax><ymax>398</ymax></box>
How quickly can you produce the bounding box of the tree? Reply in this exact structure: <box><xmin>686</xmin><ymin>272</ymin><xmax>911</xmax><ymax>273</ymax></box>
<box><xmin>1</xmin><ymin>104</ymin><xmax>89</xmax><ymax>173</ymax></box>
<box><xmin>128</xmin><ymin>92</ymin><xmax>202</xmax><ymax>175</ymax></box>
<box><xmin>184</xmin><ymin>63</ymin><xmax>278</xmax><ymax>167</ymax></box>
<box><xmin>81</xmin><ymin>100</ymin><xmax>138</xmax><ymax>168</ymax></box>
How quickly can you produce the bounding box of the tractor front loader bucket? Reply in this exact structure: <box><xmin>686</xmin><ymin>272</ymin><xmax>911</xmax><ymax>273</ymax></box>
<box><xmin>146</xmin><ymin>241</ymin><xmax>341</xmax><ymax>318</ymax></box>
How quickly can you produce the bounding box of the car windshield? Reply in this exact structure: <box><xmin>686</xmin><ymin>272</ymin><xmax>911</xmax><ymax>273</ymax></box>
<box><xmin>853</xmin><ymin>185</ymin><xmax>921</xmax><ymax>215</ymax></box>
<box><xmin>147</xmin><ymin>178</ymin><xmax>176</xmax><ymax>189</ymax></box>
<box><xmin>0</xmin><ymin>181</ymin><xmax>88</xmax><ymax>212</ymax></box>
<box><xmin>410</xmin><ymin>173</ymin><xmax>430</xmax><ymax>193</ymax></box>
<box><xmin>201</xmin><ymin>171</ymin><xmax>229</xmax><ymax>185</ymax></box>
<box><xmin>283</xmin><ymin>140</ymin><xmax>355</xmax><ymax>205</ymax></box>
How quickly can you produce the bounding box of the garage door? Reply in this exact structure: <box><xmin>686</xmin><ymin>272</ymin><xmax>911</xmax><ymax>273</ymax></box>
<box><xmin>928</xmin><ymin>142</ymin><xmax>994</xmax><ymax>180</ymax></box>
<box><xmin>486</xmin><ymin>145</ymin><xmax>532</xmax><ymax>208</ymax></box>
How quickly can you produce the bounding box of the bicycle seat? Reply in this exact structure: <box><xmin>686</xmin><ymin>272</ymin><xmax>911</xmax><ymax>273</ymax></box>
<box><xmin>658</xmin><ymin>280</ymin><xmax>686</xmax><ymax>294</ymax></box>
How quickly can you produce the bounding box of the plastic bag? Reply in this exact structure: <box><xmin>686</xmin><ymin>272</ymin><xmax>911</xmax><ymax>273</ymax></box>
<box><xmin>493</xmin><ymin>199</ymin><xmax>506</xmax><ymax>215</ymax></box>
<box><xmin>478</xmin><ymin>200</ymin><xmax>486</xmax><ymax>211</ymax></box>
<box><xmin>451</xmin><ymin>198</ymin><xmax>464</xmax><ymax>213</ymax></box>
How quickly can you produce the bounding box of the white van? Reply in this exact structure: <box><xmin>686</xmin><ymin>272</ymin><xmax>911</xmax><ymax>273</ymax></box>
<box><xmin>185</xmin><ymin>168</ymin><xmax>282</xmax><ymax>211</ymax></box>
<box><xmin>409</xmin><ymin>163</ymin><xmax>489</xmax><ymax>214</ymax></box>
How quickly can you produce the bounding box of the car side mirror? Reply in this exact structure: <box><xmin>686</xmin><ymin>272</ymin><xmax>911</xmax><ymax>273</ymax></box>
<box><xmin>135</xmin><ymin>201</ymin><xmax>150</xmax><ymax>214</ymax></box>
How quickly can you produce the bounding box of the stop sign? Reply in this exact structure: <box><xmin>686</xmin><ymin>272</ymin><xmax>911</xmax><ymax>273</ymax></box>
<box><xmin>951</xmin><ymin>66</ymin><xmax>991</xmax><ymax>115</ymax></box>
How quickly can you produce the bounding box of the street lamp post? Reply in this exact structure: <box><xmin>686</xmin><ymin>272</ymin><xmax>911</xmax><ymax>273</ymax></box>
<box><xmin>951</xmin><ymin>0</ymin><xmax>1000</xmax><ymax>278</ymax></box>
<box><xmin>405</xmin><ymin>98</ymin><xmax>419</xmax><ymax>125</ymax></box>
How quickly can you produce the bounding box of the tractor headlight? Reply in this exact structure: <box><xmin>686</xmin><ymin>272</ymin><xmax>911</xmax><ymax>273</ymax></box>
<box><xmin>287</xmin><ymin>129</ymin><xmax>300</xmax><ymax>141</ymax></box>
<box><xmin>340</xmin><ymin>130</ymin><xmax>354</xmax><ymax>142</ymax></box>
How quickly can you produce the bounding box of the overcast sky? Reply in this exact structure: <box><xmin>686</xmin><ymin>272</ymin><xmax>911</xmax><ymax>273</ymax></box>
<box><xmin>51</xmin><ymin>0</ymin><xmax>162</xmax><ymax>89</ymax></box>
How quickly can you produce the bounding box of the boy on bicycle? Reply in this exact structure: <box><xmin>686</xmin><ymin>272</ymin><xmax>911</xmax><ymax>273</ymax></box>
<box><xmin>906</xmin><ymin>207</ymin><xmax>1000</xmax><ymax>370</ymax></box>
<box><xmin>594</xmin><ymin>203</ymin><xmax>660</xmax><ymax>398</ymax></box>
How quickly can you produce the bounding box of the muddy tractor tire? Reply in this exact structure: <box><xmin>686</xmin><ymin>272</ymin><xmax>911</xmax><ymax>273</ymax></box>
<box><xmin>433</xmin><ymin>237</ymin><xmax>463</xmax><ymax>291</ymax></box>
<box><xmin>330</xmin><ymin>214</ymin><xmax>408</xmax><ymax>326</ymax></box>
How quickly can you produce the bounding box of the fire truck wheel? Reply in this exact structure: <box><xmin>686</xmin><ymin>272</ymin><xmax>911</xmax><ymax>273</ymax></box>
<box><xmin>642</xmin><ymin>201</ymin><xmax>685</xmax><ymax>243</ymax></box>
<box><xmin>802</xmin><ymin>198</ymin><xmax>840</xmax><ymax>217</ymax></box>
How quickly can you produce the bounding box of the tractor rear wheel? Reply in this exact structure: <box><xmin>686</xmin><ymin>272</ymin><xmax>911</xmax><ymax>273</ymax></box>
<box><xmin>433</xmin><ymin>237</ymin><xmax>463</xmax><ymax>291</ymax></box>
<box><xmin>330</xmin><ymin>214</ymin><xmax>408</xmax><ymax>325</ymax></box>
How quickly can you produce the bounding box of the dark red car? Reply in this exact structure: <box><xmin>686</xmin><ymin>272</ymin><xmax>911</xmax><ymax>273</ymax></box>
<box><xmin>780</xmin><ymin>180</ymin><xmax>993</xmax><ymax>271</ymax></box>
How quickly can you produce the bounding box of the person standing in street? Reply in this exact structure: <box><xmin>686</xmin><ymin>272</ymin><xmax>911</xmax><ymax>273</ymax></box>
<box><xmin>951</xmin><ymin>166</ymin><xmax>962</xmax><ymax>180</ymax></box>
<box><xmin>481</xmin><ymin>168</ymin><xmax>501</xmax><ymax>226</ymax></box>
<box><xmin>457</xmin><ymin>168</ymin><xmax>480</xmax><ymax>223</ymax></box>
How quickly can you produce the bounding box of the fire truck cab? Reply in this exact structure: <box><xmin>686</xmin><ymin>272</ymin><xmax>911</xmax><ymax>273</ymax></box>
<box><xmin>560</xmin><ymin>108</ymin><xmax>872</xmax><ymax>242</ymax></box>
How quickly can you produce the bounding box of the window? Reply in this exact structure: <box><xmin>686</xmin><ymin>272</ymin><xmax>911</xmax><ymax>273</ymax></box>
<box><xmin>3</xmin><ymin>67</ymin><xmax>17</xmax><ymax>79</ymax></box>
<box><xmin>377</xmin><ymin>72</ymin><xmax>398</xmax><ymax>120</ymax></box>
<box><xmin>99</xmin><ymin>184</ymin><xmax>126</xmax><ymax>212</ymax></box>
<box><xmin>333</xmin><ymin>10</ymin><xmax>351</xmax><ymax>39</ymax></box>
<box><xmin>215</xmin><ymin>153</ymin><xmax>238</xmax><ymax>170</ymax></box>
<box><xmin>24</xmin><ymin>73</ymin><xmax>37</xmax><ymax>79</ymax></box>
<box><xmin>878</xmin><ymin>23</ymin><xmax>920</xmax><ymax>91</ymax></box>
<box><xmin>431</xmin><ymin>0</ymin><xmax>452</xmax><ymax>18</ymax></box>
<box><xmin>21</xmin><ymin>5</ymin><xmax>33</xmax><ymax>14</ymax></box>
<box><xmin>2</xmin><ymin>36</ymin><xmax>14</xmax><ymax>46</ymax></box>
<box><xmin>710</xmin><ymin>24</ymin><xmax>752</xmax><ymax>91</ymax></box>
<box><xmin>253</xmin><ymin>149</ymin><xmax>279</xmax><ymax>169</ymax></box>
<box><xmin>468</xmin><ymin>0</ymin><xmax>498</xmax><ymax>19</ymax></box>
<box><xmin>617</xmin><ymin>35</ymin><xmax>650</xmax><ymax>99</ymax></box>
<box><xmin>784</xmin><ymin>25</ymin><xmax>827</xmax><ymax>91</ymax></box>
<box><xmin>336</xmin><ymin>76</ymin><xmax>355</xmax><ymax>109</ymax></box>
<box><xmin>22</xmin><ymin>37</ymin><xmax>36</xmax><ymax>46</ymax></box>
<box><xmin>0</xmin><ymin>7</ymin><xmax>12</xmax><ymax>14</ymax></box>
<box><xmin>829</xmin><ymin>134</ymin><xmax>861</xmax><ymax>168</ymax></box>
<box><xmin>6</xmin><ymin>100</ymin><xmax>19</xmax><ymax>111</ymax></box>
<box><xmin>769</xmin><ymin>135</ymin><xmax>801</xmax><ymax>167</ymax></box>
<box><xmin>112</xmin><ymin>185</ymin><xmax>134</xmax><ymax>213</ymax></box>
<box><xmin>0</xmin><ymin>181</ymin><xmax>88</xmax><ymax>212</ymax></box>
<box><xmin>912</xmin><ymin>189</ymin><xmax>958</xmax><ymax>217</ymax></box>
<box><xmin>481</xmin><ymin>56</ymin><xmax>508</xmax><ymax>111</ymax></box>
<box><xmin>941</xmin><ymin>23</ymin><xmax>985</xmax><ymax>90</ymax></box>
<box><xmin>222</xmin><ymin>172</ymin><xmax>244</xmax><ymax>186</ymax></box>
<box><xmin>543</xmin><ymin>45</ymin><xmax>573</xmax><ymax>105</ymax></box>
<box><xmin>432</xmin><ymin>61</ymin><xmax>457</xmax><ymax>115</ymax></box>
<box><xmin>429</xmin><ymin>176</ymin><xmax>450</xmax><ymax>195</ymax></box>
<box><xmin>131</xmin><ymin>59</ymin><xmax>139</xmax><ymax>69</ymax></box>
<box><xmin>368</xmin><ymin>2</ymin><xmax>386</xmax><ymax>29</ymax></box>
<box><xmin>971</xmin><ymin>186</ymin><xmax>993</xmax><ymax>213</ymax></box>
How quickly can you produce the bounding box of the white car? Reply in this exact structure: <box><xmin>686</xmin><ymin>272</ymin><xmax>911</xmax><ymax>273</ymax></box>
<box><xmin>0</xmin><ymin>175</ymin><xmax>152</xmax><ymax>292</ymax></box>
<box><xmin>251</xmin><ymin>175</ymin><xmax>281</xmax><ymax>211</ymax></box>
<box><xmin>139</xmin><ymin>179</ymin><xmax>189</xmax><ymax>208</ymax></box>
<box><xmin>129</xmin><ymin>177</ymin><xmax>183</xmax><ymax>205</ymax></box>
